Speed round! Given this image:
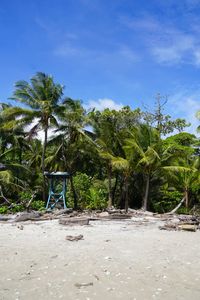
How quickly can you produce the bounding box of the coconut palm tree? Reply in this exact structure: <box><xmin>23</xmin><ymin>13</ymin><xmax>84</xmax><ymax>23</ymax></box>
<box><xmin>45</xmin><ymin>98</ymin><xmax>94</xmax><ymax>208</ymax></box>
<box><xmin>123</xmin><ymin>125</ymin><xmax>162</xmax><ymax>210</ymax></box>
<box><xmin>89</xmin><ymin>109</ymin><xmax>125</xmax><ymax>208</ymax></box>
<box><xmin>2</xmin><ymin>72</ymin><xmax>65</xmax><ymax>199</ymax></box>
<box><xmin>163</xmin><ymin>157</ymin><xmax>200</xmax><ymax>209</ymax></box>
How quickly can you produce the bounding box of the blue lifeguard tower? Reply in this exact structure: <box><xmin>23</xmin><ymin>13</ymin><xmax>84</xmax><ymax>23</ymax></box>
<box><xmin>44</xmin><ymin>172</ymin><xmax>70</xmax><ymax>210</ymax></box>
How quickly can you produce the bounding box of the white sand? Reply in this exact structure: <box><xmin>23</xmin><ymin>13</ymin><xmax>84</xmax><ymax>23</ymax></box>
<box><xmin>0</xmin><ymin>218</ymin><xmax>200</xmax><ymax>300</ymax></box>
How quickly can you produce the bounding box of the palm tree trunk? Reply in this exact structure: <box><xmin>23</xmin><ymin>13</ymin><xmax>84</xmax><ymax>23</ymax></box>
<box><xmin>185</xmin><ymin>188</ymin><xmax>189</xmax><ymax>209</ymax></box>
<box><xmin>112</xmin><ymin>172</ymin><xmax>119</xmax><ymax>206</ymax></box>
<box><xmin>107</xmin><ymin>164</ymin><xmax>112</xmax><ymax>208</ymax></box>
<box><xmin>124</xmin><ymin>175</ymin><xmax>129</xmax><ymax>213</ymax></box>
<box><xmin>143</xmin><ymin>174</ymin><xmax>150</xmax><ymax>211</ymax></box>
<box><xmin>42</xmin><ymin>125</ymin><xmax>48</xmax><ymax>202</ymax></box>
<box><xmin>70</xmin><ymin>176</ymin><xmax>78</xmax><ymax>210</ymax></box>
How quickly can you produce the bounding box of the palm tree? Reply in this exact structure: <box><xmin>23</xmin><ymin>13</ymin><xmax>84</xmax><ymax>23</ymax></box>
<box><xmin>46</xmin><ymin>98</ymin><xmax>94</xmax><ymax>208</ymax></box>
<box><xmin>163</xmin><ymin>158</ymin><xmax>200</xmax><ymax>209</ymax></box>
<box><xmin>3</xmin><ymin>72</ymin><xmax>65</xmax><ymax>199</ymax></box>
<box><xmin>123</xmin><ymin>125</ymin><xmax>162</xmax><ymax>211</ymax></box>
<box><xmin>89</xmin><ymin>109</ymin><xmax>125</xmax><ymax>208</ymax></box>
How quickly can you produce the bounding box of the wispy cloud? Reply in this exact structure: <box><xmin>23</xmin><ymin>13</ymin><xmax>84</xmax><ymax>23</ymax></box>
<box><xmin>151</xmin><ymin>30</ymin><xmax>196</xmax><ymax>65</ymax></box>
<box><xmin>169</xmin><ymin>90</ymin><xmax>200</xmax><ymax>135</ymax></box>
<box><xmin>121</xmin><ymin>13</ymin><xmax>200</xmax><ymax>67</ymax></box>
<box><xmin>120</xmin><ymin>15</ymin><xmax>160</xmax><ymax>31</ymax></box>
<box><xmin>53</xmin><ymin>41</ymin><xmax>139</xmax><ymax>67</ymax></box>
<box><xmin>84</xmin><ymin>98</ymin><xmax>124</xmax><ymax>111</ymax></box>
<box><xmin>53</xmin><ymin>43</ymin><xmax>86</xmax><ymax>57</ymax></box>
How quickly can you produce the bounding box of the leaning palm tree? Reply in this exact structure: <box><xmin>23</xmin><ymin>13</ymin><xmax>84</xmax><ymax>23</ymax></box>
<box><xmin>2</xmin><ymin>72</ymin><xmax>65</xmax><ymax>199</ymax></box>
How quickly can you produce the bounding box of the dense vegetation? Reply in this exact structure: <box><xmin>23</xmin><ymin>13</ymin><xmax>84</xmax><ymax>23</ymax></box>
<box><xmin>0</xmin><ymin>72</ymin><xmax>199</xmax><ymax>213</ymax></box>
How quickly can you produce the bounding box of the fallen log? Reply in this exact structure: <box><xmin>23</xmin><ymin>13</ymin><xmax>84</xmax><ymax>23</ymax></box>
<box><xmin>178</xmin><ymin>224</ymin><xmax>197</xmax><ymax>232</ymax></box>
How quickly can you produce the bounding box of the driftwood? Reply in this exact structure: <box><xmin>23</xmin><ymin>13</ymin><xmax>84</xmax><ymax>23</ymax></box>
<box><xmin>14</xmin><ymin>212</ymin><xmax>42</xmax><ymax>222</ymax></box>
<box><xmin>159</xmin><ymin>223</ymin><xmax>177</xmax><ymax>231</ymax></box>
<box><xmin>167</xmin><ymin>197</ymin><xmax>186</xmax><ymax>214</ymax></box>
<box><xmin>159</xmin><ymin>215</ymin><xmax>199</xmax><ymax>232</ymax></box>
<box><xmin>178</xmin><ymin>224</ymin><xmax>197</xmax><ymax>232</ymax></box>
<box><xmin>53</xmin><ymin>208</ymin><xmax>73</xmax><ymax>216</ymax></box>
<box><xmin>0</xmin><ymin>215</ymin><xmax>13</xmax><ymax>221</ymax></box>
<box><xmin>65</xmin><ymin>234</ymin><xmax>84</xmax><ymax>241</ymax></box>
<box><xmin>74</xmin><ymin>282</ymin><xmax>93</xmax><ymax>288</ymax></box>
<box><xmin>59</xmin><ymin>217</ymin><xmax>90</xmax><ymax>226</ymax></box>
<box><xmin>26</xmin><ymin>191</ymin><xmax>37</xmax><ymax>210</ymax></box>
<box><xmin>98</xmin><ymin>211</ymin><xmax>132</xmax><ymax>220</ymax></box>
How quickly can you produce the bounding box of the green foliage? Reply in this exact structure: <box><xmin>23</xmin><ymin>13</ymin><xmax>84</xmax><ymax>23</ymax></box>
<box><xmin>67</xmin><ymin>172</ymin><xmax>108</xmax><ymax>209</ymax></box>
<box><xmin>10</xmin><ymin>204</ymin><xmax>24</xmax><ymax>213</ymax></box>
<box><xmin>30</xmin><ymin>200</ymin><xmax>45</xmax><ymax>211</ymax></box>
<box><xmin>0</xmin><ymin>206</ymin><xmax>8</xmax><ymax>214</ymax></box>
<box><xmin>0</xmin><ymin>74</ymin><xmax>200</xmax><ymax>213</ymax></box>
<box><xmin>152</xmin><ymin>190</ymin><xmax>183</xmax><ymax>213</ymax></box>
<box><xmin>177</xmin><ymin>207</ymin><xmax>190</xmax><ymax>214</ymax></box>
<box><xmin>86</xmin><ymin>187</ymin><xmax>107</xmax><ymax>210</ymax></box>
<box><xmin>18</xmin><ymin>191</ymin><xmax>32</xmax><ymax>203</ymax></box>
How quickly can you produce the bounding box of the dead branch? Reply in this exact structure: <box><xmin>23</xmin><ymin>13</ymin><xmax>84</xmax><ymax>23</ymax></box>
<box><xmin>167</xmin><ymin>196</ymin><xmax>186</xmax><ymax>214</ymax></box>
<box><xmin>0</xmin><ymin>185</ymin><xmax>12</xmax><ymax>205</ymax></box>
<box><xmin>26</xmin><ymin>191</ymin><xmax>37</xmax><ymax>210</ymax></box>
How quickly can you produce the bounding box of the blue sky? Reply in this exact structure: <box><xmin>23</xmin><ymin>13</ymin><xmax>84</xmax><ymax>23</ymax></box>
<box><xmin>0</xmin><ymin>0</ymin><xmax>200</xmax><ymax>134</ymax></box>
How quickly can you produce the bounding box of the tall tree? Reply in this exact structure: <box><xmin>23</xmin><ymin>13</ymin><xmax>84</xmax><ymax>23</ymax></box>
<box><xmin>3</xmin><ymin>72</ymin><xmax>65</xmax><ymax>199</ymax></box>
<box><xmin>143</xmin><ymin>93</ymin><xmax>189</xmax><ymax>136</ymax></box>
<box><xmin>123</xmin><ymin>125</ymin><xmax>162</xmax><ymax>210</ymax></box>
<box><xmin>46</xmin><ymin>98</ymin><xmax>94</xmax><ymax>208</ymax></box>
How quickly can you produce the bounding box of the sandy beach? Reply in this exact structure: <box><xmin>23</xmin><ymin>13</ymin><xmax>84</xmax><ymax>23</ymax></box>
<box><xmin>0</xmin><ymin>217</ymin><xmax>200</xmax><ymax>300</ymax></box>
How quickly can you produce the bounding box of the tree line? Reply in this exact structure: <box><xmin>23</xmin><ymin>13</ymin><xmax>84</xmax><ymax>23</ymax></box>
<box><xmin>0</xmin><ymin>72</ymin><xmax>199</xmax><ymax>213</ymax></box>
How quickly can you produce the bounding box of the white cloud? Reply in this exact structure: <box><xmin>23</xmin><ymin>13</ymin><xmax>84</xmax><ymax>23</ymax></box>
<box><xmin>152</xmin><ymin>29</ymin><xmax>200</xmax><ymax>67</ymax></box>
<box><xmin>169</xmin><ymin>91</ymin><xmax>200</xmax><ymax>135</ymax></box>
<box><xmin>25</xmin><ymin>118</ymin><xmax>56</xmax><ymax>142</ymax></box>
<box><xmin>84</xmin><ymin>98</ymin><xmax>124</xmax><ymax>111</ymax></box>
<box><xmin>121</xmin><ymin>13</ymin><xmax>200</xmax><ymax>66</ymax></box>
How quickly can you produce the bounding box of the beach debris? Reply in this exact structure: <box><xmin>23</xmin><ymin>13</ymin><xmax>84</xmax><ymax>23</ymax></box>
<box><xmin>14</xmin><ymin>212</ymin><xmax>41</xmax><ymax>222</ymax></box>
<box><xmin>98</xmin><ymin>211</ymin><xmax>132</xmax><ymax>220</ymax></box>
<box><xmin>59</xmin><ymin>217</ymin><xmax>89</xmax><ymax>226</ymax></box>
<box><xmin>65</xmin><ymin>234</ymin><xmax>84</xmax><ymax>241</ymax></box>
<box><xmin>159</xmin><ymin>223</ymin><xmax>177</xmax><ymax>231</ymax></box>
<box><xmin>93</xmin><ymin>274</ymin><xmax>100</xmax><ymax>281</ymax></box>
<box><xmin>99</xmin><ymin>211</ymin><xmax>109</xmax><ymax>218</ymax></box>
<box><xmin>159</xmin><ymin>215</ymin><xmax>200</xmax><ymax>231</ymax></box>
<box><xmin>53</xmin><ymin>208</ymin><xmax>73</xmax><ymax>216</ymax></box>
<box><xmin>74</xmin><ymin>282</ymin><xmax>93</xmax><ymax>288</ymax></box>
<box><xmin>178</xmin><ymin>224</ymin><xmax>197</xmax><ymax>232</ymax></box>
<box><xmin>17</xmin><ymin>225</ymin><xmax>24</xmax><ymax>230</ymax></box>
<box><xmin>104</xmin><ymin>256</ymin><xmax>112</xmax><ymax>260</ymax></box>
<box><xmin>0</xmin><ymin>215</ymin><xmax>14</xmax><ymax>221</ymax></box>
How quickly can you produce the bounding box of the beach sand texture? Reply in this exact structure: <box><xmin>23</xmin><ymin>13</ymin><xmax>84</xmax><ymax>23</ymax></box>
<box><xmin>0</xmin><ymin>218</ymin><xmax>200</xmax><ymax>300</ymax></box>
